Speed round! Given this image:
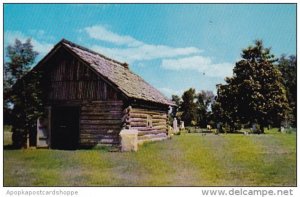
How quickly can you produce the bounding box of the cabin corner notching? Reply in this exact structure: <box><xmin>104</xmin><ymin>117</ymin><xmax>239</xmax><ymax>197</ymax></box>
<box><xmin>28</xmin><ymin>39</ymin><xmax>175</xmax><ymax>149</ymax></box>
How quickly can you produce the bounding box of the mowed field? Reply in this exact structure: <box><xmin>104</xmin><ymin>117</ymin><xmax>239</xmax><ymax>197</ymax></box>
<box><xmin>3</xmin><ymin>128</ymin><xmax>296</xmax><ymax>186</ymax></box>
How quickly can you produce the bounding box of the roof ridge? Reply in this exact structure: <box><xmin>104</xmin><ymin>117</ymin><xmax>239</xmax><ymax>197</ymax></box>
<box><xmin>60</xmin><ymin>38</ymin><xmax>127</xmax><ymax>67</ymax></box>
<box><xmin>57</xmin><ymin>39</ymin><xmax>175</xmax><ymax>106</ymax></box>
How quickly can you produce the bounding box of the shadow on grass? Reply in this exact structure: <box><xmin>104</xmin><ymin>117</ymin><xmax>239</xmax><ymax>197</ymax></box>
<box><xmin>222</xmin><ymin>132</ymin><xmax>267</xmax><ymax>135</ymax></box>
<box><xmin>4</xmin><ymin>144</ymin><xmax>18</xmax><ymax>150</ymax></box>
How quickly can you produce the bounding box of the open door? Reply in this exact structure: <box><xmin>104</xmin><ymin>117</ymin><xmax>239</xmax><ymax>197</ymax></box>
<box><xmin>51</xmin><ymin>106</ymin><xmax>80</xmax><ymax>150</ymax></box>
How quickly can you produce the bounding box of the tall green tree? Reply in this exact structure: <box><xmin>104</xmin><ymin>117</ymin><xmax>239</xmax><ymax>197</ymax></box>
<box><xmin>277</xmin><ymin>55</ymin><xmax>297</xmax><ymax>127</ymax></box>
<box><xmin>180</xmin><ymin>88</ymin><xmax>197</xmax><ymax>126</ymax></box>
<box><xmin>4</xmin><ymin>39</ymin><xmax>44</xmax><ymax>148</ymax></box>
<box><xmin>213</xmin><ymin>83</ymin><xmax>237</xmax><ymax>131</ymax></box>
<box><xmin>215</xmin><ymin>40</ymin><xmax>289</xmax><ymax>133</ymax></box>
<box><xmin>168</xmin><ymin>94</ymin><xmax>182</xmax><ymax>125</ymax></box>
<box><xmin>172</xmin><ymin>95</ymin><xmax>181</xmax><ymax>107</ymax></box>
<box><xmin>170</xmin><ymin>94</ymin><xmax>181</xmax><ymax>118</ymax></box>
<box><xmin>196</xmin><ymin>90</ymin><xmax>214</xmax><ymax>127</ymax></box>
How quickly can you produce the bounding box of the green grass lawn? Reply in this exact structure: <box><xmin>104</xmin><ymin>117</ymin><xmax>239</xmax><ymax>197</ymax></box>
<box><xmin>3</xmin><ymin>128</ymin><xmax>296</xmax><ymax>186</ymax></box>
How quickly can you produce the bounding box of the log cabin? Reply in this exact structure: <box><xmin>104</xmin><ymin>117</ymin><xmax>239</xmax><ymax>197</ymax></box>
<box><xmin>27</xmin><ymin>39</ymin><xmax>175</xmax><ymax>149</ymax></box>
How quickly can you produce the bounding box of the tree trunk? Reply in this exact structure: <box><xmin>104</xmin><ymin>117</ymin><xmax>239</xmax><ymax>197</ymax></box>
<box><xmin>259</xmin><ymin>124</ymin><xmax>264</xmax><ymax>134</ymax></box>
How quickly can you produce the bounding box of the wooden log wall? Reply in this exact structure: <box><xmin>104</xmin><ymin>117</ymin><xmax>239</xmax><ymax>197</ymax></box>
<box><xmin>46</xmin><ymin>48</ymin><xmax>120</xmax><ymax>101</ymax></box>
<box><xmin>124</xmin><ymin>106</ymin><xmax>168</xmax><ymax>140</ymax></box>
<box><xmin>41</xmin><ymin>47</ymin><xmax>171</xmax><ymax>147</ymax></box>
<box><xmin>43</xmin><ymin>48</ymin><xmax>126</xmax><ymax>147</ymax></box>
<box><xmin>79</xmin><ymin>100</ymin><xmax>124</xmax><ymax>147</ymax></box>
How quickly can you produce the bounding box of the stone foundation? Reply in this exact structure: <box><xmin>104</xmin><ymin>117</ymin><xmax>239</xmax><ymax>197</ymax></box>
<box><xmin>120</xmin><ymin>129</ymin><xmax>138</xmax><ymax>152</ymax></box>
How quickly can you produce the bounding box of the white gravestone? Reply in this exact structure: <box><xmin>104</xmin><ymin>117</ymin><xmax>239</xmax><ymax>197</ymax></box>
<box><xmin>280</xmin><ymin>126</ymin><xmax>285</xmax><ymax>133</ymax></box>
<box><xmin>173</xmin><ymin>118</ymin><xmax>179</xmax><ymax>133</ymax></box>
<box><xmin>179</xmin><ymin>121</ymin><xmax>185</xmax><ymax>130</ymax></box>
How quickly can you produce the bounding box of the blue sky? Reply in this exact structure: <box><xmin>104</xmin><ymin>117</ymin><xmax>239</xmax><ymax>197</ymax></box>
<box><xmin>4</xmin><ymin>4</ymin><xmax>296</xmax><ymax>98</ymax></box>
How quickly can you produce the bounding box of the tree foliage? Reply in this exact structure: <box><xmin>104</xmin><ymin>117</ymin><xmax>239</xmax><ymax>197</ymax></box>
<box><xmin>180</xmin><ymin>88</ymin><xmax>197</xmax><ymax>126</ymax></box>
<box><xmin>170</xmin><ymin>94</ymin><xmax>181</xmax><ymax>119</ymax></box>
<box><xmin>171</xmin><ymin>89</ymin><xmax>214</xmax><ymax>127</ymax></box>
<box><xmin>196</xmin><ymin>90</ymin><xmax>214</xmax><ymax>127</ymax></box>
<box><xmin>4</xmin><ymin>39</ymin><xmax>44</xmax><ymax>148</ymax></box>
<box><xmin>168</xmin><ymin>95</ymin><xmax>182</xmax><ymax>125</ymax></box>
<box><xmin>214</xmin><ymin>40</ymin><xmax>289</xmax><ymax>133</ymax></box>
<box><xmin>171</xmin><ymin>95</ymin><xmax>181</xmax><ymax>107</ymax></box>
<box><xmin>277</xmin><ymin>55</ymin><xmax>297</xmax><ymax>127</ymax></box>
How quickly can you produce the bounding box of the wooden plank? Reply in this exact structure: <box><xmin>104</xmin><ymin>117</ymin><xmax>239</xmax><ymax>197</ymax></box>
<box><xmin>130</xmin><ymin>110</ymin><xmax>165</xmax><ymax>115</ymax></box>
<box><xmin>80</xmin><ymin>124</ymin><xmax>121</xmax><ymax>129</ymax></box>
<box><xmin>80</xmin><ymin>115</ymin><xmax>123</xmax><ymax>120</ymax></box>
<box><xmin>127</xmin><ymin>118</ymin><xmax>147</xmax><ymax>122</ymax></box>
<box><xmin>152</xmin><ymin>114</ymin><xmax>167</xmax><ymax>119</ymax></box>
<box><xmin>131</xmin><ymin>108</ymin><xmax>167</xmax><ymax>114</ymax></box>
<box><xmin>152</xmin><ymin>125</ymin><xmax>167</xmax><ymax>130</ymax></box>
<box><xmin>83</xmin><ymin>104</ymin><xmax>123</xmax><ymax>109</ymax></box>
<box><xmin>80</xmin><ymin>119</ymin><xmax>122</xmax><ymax>124</ymax></box>
<box><xmin>129</xmin><ymin>127</ymin><xmax>153</xmax><ymax>131</ymax></box>
<box><xmin>152</xmin><ymin>120</ymin><xmax>167</xmax><ymax>124</ymax></box>
<box><xmin>129</xmin><ymin>111</ymin><xmax>165</xmax><ymax>117</ymax></box>
<box><xmin>152</xmin><ymin>125</ymin><xmax>167</xmax><ymax>129</ymax></box>
<box><xmin>81</xmin><ymin>106</ymin><xmax>122</xmax><ymax>111</ymax></box>
<box><xmin>82</xmin><ymin>102</ymin><xmax>123</xmax><ymax>107</ymax></box>
<box><xmin>80</xmin><ymin>135</ymin><xmax>113</xmax><ymax>140</ymax></box>
<box><xmin>152</xmin><ymin>124</ymin><xmax>167</xmax><ymax>129</ymax></box>
<box><xmin>130</xmin><ymin>122</ymin><xmax>148</xmax><ymax>127</ymax></box>
<box><xmin>128</xmin><ymin>113</ymin><xmax>148</xmax><ymax>118</ymax></box>
<box><xmin>90</xmin><ymin>100</ymin><xmax>123</xmax><ymax>105</ymax></box>
<box><xmin>80</xmin><ymin>130</ymin><xmax>120</xmax><ymax>134</ymax></box>
<box><xmin>131</xmin><ymin>103</ymin><xmax>169</xmax><ymax>111</ymax></box>
<box><xmin>81</xmin><ymin>111</ymin><xmax>122</xmax><ymax>116</ymax></box>
<box><xmin>79</xmin><ymin>139</ymin><xmax>98</xmax><ymax>144</ymax></box>
<box><xmin>81</xmin><ymin>111</ymin><xmax>123</xmax><ymax>115</ymax></box>
<box><xmin>47</xmin><ymin>53</ymin><xmax>123</xmax><ymax>102</ymax></box>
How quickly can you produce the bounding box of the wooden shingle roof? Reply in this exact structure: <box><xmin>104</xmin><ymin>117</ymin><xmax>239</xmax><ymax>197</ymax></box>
<box><xmin>58</xmin><ymin>39</ymin><xmax>175</xmax><ymax>106</ymax></box>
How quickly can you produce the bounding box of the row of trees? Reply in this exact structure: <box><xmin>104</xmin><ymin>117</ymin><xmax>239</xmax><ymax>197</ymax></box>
<box><xmin>171</xmin><ymin>40</ymin><xmax>296</xmax><ymax>133</ymax></box>
<box><xmin>171</xmin><ymin>89</ymin><xmax>215</xmax><ymax>128</ymax></box>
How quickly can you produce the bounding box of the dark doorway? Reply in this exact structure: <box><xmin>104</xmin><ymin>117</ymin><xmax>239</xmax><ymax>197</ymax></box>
<box><xmin>51</xmin><ymin>106</ymin><xmax>80</xmax><ymax>150</ymax></box>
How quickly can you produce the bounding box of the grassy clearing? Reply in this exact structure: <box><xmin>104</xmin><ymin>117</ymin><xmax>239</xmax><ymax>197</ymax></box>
<box><xmin>3</xmin><ymin>128</ymin><xmax>296</xmax><ymax>186</ymax></box>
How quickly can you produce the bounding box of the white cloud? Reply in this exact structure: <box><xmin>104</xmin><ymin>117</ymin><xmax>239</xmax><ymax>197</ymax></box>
<box><xmin>83</xmin><ymin>25</ymin><xmax>202</xmax><ymax>63</ymax></box>
<box><xmin>161</xmin><ymin>56</ymin><xmax>233</xmax><ymax>77</ymax></box>
<box><xmin>85</xmin><ymin>25</ymin><xmax>143</xmax><ymax>47</ymax></box>
<box><xmin>84</xmin><ymin>25</ymin><xmax>233</xmax><ymax>78</ymax></box>
<box><xmin>4</xmin><ymin>30</ymin><xmax>53</xmax><ymax>55</ymax></box>
<box><xmin>91</xmin><ymin>44</ymin><xmax>201</xmax><ymax>63</ymax></box>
